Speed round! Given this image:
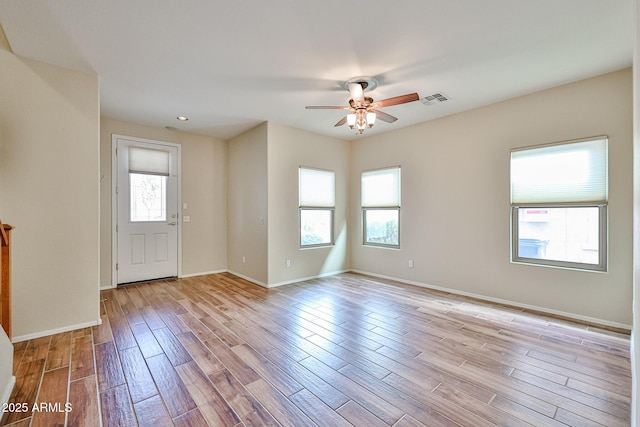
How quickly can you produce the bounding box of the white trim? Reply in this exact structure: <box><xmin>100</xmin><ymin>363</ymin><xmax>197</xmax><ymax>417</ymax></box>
<box><xmin>267</xmin><ymin>269</ymin><xmax>351</xmax><ymax>288</ymax></box>
<box><xmin>100</xmin><ymin>283</ymin><xmax>116</xmax><ymax>290</ymax></box>
<box><xmin>226</xmin><ymin>270</ymin><xmax>269</xmax><ymax>288</ymax></box>
<box><xmin>226</xmin><ymin>269</ymin><xmax>350</xmax><ymax>289</ymax></box>
<box><xmin>111</xmin><ymin>134</ymin><xmax>182</xmax><ymax>287</ymax></box>
<box><xmin>180</xmin><ymin>269</ymin><xmax>227</xmax><ymax>278</ymax></box>
<box><xmin>1</xmin><ymin>375</ymin><xmax>15</xmax><ymax>407</ymax></box>
<box><xmin>350</xmin><ymin>269</ymin><xmax>632</xmax><ymax>331</ymax></box>
<box><xmin>12</xmin><ymin>318</ymin><xmax>103</xmax><ymax>343</ymax></box>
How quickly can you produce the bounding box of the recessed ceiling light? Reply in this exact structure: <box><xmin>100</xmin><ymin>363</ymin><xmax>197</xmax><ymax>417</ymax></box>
<box><xmin>177</xmin><ymin>116</ymin><xmax>189</xmax><ymax>121</ymax></box>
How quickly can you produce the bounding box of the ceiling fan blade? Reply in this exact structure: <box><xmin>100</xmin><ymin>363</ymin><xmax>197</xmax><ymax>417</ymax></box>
<box><xmin>370</xmin><ymin>93</ymin><xmax>419</xmax><ymax>109</ymax></box>
<box><xmin>305</xmin><ymin>106</ymin><xmax>350</xmax><ymax>110</ymax></box>
<box><xmin>369</xmin><ymin>109</ymin><xmax>397</xmax><ymax>123</ymax></box>
<box><xmin>347</xmin><ymin>83</ymin><xmax>365</xmax><ymax>103</ymax></box>
<box><xmin>334</xmin><ymin>116</ymin><xmax>347</xmax><ymax>127</ymax></box>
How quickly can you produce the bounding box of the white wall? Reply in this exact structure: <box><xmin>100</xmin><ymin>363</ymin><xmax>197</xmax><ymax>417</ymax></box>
<box><xmin>631</xmin><ymin>0</ymin><xmax>639</xmax><ymax>424</ymax></box>
<box><xmin>0</xmin><ymin>331</ymin><xmax>12</xmax><ymax>405</ymax></box>
<box><xmin>99</xmin><ymin>119</ymin><xmax>227</xmax><ymax>285</ymax></box>
<box><xmin>266</xmin><ymin>122</ymin><xmax>350</xmax><ymax>285</ymax></box>
<box><xmin>227</xmin><ymin>123</ymin><xmax>269</xmax><ymax>284</ymax></box>
<box><xmin>352</xmin><ymin>68</ymin><xmax>633</xmax><ymax>327</ymax></box>
<box><xmin>0</xmin><ymin>22</ymin><xmax>14</xmax><ymax>408</ymax></box>
<box><xmin>0</xmin><ymin>46</ymin><xmax>100</xmax><ymax>339</ymax></box>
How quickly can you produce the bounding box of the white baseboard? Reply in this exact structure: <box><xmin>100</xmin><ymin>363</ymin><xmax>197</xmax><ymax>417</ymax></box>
<box><xmin>350</xmin><ymin>269</ymin><xmax>632</xmax><ymax>331</ymax></box>
<box><xmin>267</xmin><ymin>269</ymin><xmax>351</xmax><ymax>288</ymax></box>
<box><xmin>225</xmin><ymin>270</ymin><xmax>269</xmax><ymax>288</ymax></box>
<box><xmin>180</xmin><ymin>269</ymin><xmax>227</xmax><ymax>278</ymax></box>
<box><xmin>226</xmin><ymin>269</ymin><xmax>350</xmax><ymax>289</ymax></box>
<box><xmin>12</xmin><ymin>318</ymin><xmax>102</xmax><ymax>343</ymax></box>
<box><xmin>1</xmin><ymin>375</ymin><xmax>15</xmax><ymax>407</ymax></box>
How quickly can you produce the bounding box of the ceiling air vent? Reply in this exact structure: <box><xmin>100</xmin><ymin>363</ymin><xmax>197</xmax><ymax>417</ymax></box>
<box><xmin>421</xmin><ymin>92</ymin><xmax>450</xmax><ymax>106</ymax></box>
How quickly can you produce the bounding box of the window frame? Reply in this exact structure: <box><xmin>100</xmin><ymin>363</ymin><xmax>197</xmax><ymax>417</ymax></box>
<box><xmin>299</xmin><ymin>166</ymin><xmax>335</xmax><ymax>249</ymax></box>
<box><xmin>362</xmin><ymin>207</ymin><xmax>400</xmax><ymax>249</ymax></box>
<box><xmin>299</xmin><ymin>207</ymin><xmax>335</xmax><ymax>248</ymax></box>
<box><xmin>361</xmin><ymin>166</ymin><xmax>401</xmax><ymax>249</ymax></box>
<box><xmin>510</xmin><ymin>136</ymin><xmax>608</xmax><ymax>272</ymax></box>
<box><xmin>511</xmin><ymin>204</ymin><xmax>607</xmax><ymax>271</ymax></box>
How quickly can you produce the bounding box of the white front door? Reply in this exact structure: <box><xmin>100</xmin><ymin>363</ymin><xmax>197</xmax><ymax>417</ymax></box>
<box><xmin>114</xmin><ymin>136</ymin><xmax>179</xmax><ymax>285</ymax></box>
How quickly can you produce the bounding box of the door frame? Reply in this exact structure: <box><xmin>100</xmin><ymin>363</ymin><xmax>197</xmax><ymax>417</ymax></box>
<box><xmin>111</xmin><ymin>134</ymin><xmax>182</xmax><ymax>287</ymax></box>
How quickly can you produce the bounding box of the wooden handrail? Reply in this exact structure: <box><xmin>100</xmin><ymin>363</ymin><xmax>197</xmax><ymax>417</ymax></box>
<box><xmin>0</xmin><ymin>218</ymin><xmax>12</xmax><ymax>339</ymax></box>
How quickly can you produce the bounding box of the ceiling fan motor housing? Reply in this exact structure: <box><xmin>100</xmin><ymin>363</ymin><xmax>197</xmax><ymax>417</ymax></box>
<box><xmin>345</xmin><ymin>76</ymin><xmax>378</xmax><ymax>93</ymax></box>
<box><xmin>349</xmin><ymin>97</ymin><xmax>374</xmax><ymax>108</ymax></box>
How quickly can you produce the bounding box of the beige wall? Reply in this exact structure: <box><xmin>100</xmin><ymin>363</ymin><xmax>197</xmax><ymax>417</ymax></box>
<box><xmin>352</xmin><ymin>68</ymin><xmax>633</xmax><ymax>327</ymax></box>
<box><xmin>99</xmin><ymin>119</ymin><xmax>227</xmax><ymax>286</ymax></box>
<box><xmin>267</xmin><ymin>122</ymin><xmax>350</xmax><ymax>285</ymax></box>
<box><xmin>0</xmin><ymin>47</ymin><xmax>100</xmax><ymax>339</ymax></box>
<box><xmin>227</xmin><ymin>123</ymin><xmax>269</xmax><ymax>284</ymax></box>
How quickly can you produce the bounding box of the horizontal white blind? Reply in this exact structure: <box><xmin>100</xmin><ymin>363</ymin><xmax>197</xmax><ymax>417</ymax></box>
<box><xmin>299</xmin><ymin>167</ymin><xmax>335</xmax><ymax>207</ymax></box>
<box><xmin>129</xmin><ymin>147</ymin><xmax>170</xmax><ymax>176</ymax></box>
<box><xmin>511</xmin><ymin>137</ymin><xmax>607</xmax><ymax>204</ymax></box>
<box><xmin>362</xmin><ymin>167</ymin><xmax>401</xmax><ymax>207</ymax></box>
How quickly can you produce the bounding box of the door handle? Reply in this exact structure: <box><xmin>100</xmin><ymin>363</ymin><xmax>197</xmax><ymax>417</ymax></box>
<box><xmin>168</xmin><ymin>222</ymin><xmax>177</xmax><ymax>226</ymax></box>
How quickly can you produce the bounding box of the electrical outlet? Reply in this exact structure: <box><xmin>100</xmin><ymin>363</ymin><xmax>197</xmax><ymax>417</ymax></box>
<box><xmin>408</xmin><ymin>260</ymin><xmax>414</xmax><ymax>268</ymax></box>
<box><xmin>286</xmin><ymin>259</ymin><xmax>291</xmax><ymax>268</ymax></box>
<box><xmin>242</xmin><ymin>256</ymin><xmax>246</xmax><ymax>264</ymax></box>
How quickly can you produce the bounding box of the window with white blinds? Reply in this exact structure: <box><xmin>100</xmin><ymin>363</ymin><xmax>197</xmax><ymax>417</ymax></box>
<box><xmin>510</xmin><ymin>137</ymin><xmax>607</xmax><ymax>205</ymax></box>
<box><xmin>129</xmin><ymin>147</ymin><xmax>170</xmax><ymax>176</ymax></box>
<box><xmin>362</xmin><ymin>166</ymin><xmax>401</xmax><ymax>248</ymax></box>
<box><xmin>299</xmin><ymin>167</ymin><xmax>335</xmax><ymax>207</ymax></box>
<box><xmin>510</xmin><ymin>136</ymin><xmax>608</xmax><ymax>271</ymax></box>
<box><xmin>299</xmin><ymin>167</ymin><xmax>335</xmax><ymax>247</ymax></box>
<box><xmin>362</xmin><ymin>167</ymin><xmax>401</xmax><ymax>207</ymax></box>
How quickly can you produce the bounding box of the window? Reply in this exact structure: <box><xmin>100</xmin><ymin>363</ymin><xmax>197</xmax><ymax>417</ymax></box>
<box><xmin>510</xmin><ymin>136</ymin><xmax>607</xmax><ymax>271</ymax></box>
<box><xmin>299</xmin><ymin>167</ymin><xmax>335</xmax><ymax>247</ymax></box>
<box><xmin>129</xmin><ymin>146</ymin><xmax>170</xmax><ymax>222</ymax></box>
<box><xmin>362</xmin><ymin>166</ymin><xmax>401</xmax><ymax>248</ymax></box>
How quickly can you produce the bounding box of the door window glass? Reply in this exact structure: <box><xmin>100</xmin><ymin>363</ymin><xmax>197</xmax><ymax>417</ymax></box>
<box><xmin>130</xmin><ymin>173</ymin><xmax>167</xmax><ymax>222</ymax></box>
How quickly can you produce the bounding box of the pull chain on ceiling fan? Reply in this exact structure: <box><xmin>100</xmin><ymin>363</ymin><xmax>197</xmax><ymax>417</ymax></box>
<box><xmin>306</xmin><ymin>77</ymin><xmax>419</xmax><ymax>134</ymax></box>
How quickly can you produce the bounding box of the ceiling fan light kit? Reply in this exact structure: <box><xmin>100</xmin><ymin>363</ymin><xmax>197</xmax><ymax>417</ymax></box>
<box><xmin>346</xmin><ymin>110</ymin><xmax>377</xmax><ymax>134</ymax></box>
<box><xmin>306</xmin><ymin>76</ymin><xmax>419</xmax><ymax>135</ymax></box>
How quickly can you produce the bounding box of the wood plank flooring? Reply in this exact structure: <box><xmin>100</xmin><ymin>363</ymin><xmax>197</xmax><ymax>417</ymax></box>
<box><xmin>0</xmin><ymin>272</ymin><xmax>632</xmax><ymax>426</ymax></box>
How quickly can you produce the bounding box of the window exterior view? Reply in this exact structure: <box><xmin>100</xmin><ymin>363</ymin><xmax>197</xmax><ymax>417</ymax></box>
<box><xmin>515</xmin><ymin>206</ymin><xmax>602</xmax><ymax>265</ymax></box>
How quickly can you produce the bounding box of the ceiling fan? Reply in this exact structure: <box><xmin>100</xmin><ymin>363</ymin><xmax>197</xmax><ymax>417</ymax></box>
<box><xmin>306</xmin><ymin>77</ymin><xmax>419</xmax><ymax>134</ymax></box>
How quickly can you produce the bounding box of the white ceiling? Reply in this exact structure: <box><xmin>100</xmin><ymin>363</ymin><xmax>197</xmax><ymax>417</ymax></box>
<box><xmin>0</xmin><ymin>0</ymin><xmax>633</xmax><ymax>141</ymax></box>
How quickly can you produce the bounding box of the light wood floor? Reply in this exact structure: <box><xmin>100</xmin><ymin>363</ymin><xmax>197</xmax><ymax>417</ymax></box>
<box><xmin>0</xmin><ymin>272</ymin><xmax>631</xmax><ymax>426</ymax></box>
